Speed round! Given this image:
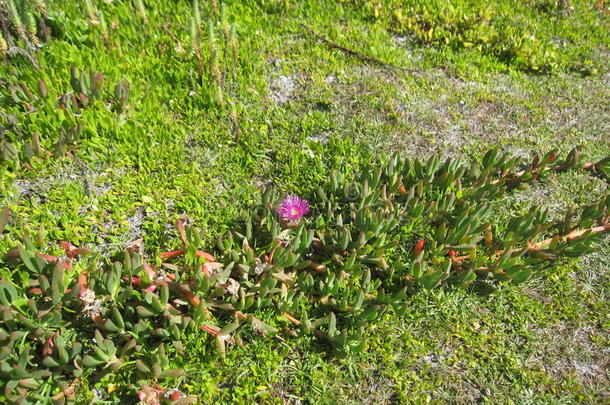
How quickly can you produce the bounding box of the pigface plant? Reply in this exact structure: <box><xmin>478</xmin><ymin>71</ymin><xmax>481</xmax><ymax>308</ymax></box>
<box><xmin>0</xmin><ymin>148</ymin><xmax>608</xmax><ymax>403</ymax></box>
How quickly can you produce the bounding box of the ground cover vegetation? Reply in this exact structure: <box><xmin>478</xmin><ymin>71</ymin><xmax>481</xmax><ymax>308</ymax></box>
<box><xmin>0</xmin><ymin>0</ymin><xmax>609</xmax><ymax>403</ymax></box>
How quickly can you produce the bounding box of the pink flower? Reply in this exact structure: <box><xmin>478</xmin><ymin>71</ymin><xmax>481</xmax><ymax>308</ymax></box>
<box><xmin>278</xmin><ymin>195</ymin><xmax>310</xmax><ymax>221</ymax></box>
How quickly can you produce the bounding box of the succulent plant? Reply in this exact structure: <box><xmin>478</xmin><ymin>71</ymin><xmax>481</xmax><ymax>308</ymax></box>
<box><xmin>0</xmin><ymin>68</ymin><xmax>128</xmax><ymax>167</ymax></box>
<box><xmin>112</xmin><ymin>79</ymin><xmax>130</xmax><ymax>112</ymax></box>
<box><xmin>0</xmin><ymin>148</ymin><xmax>608</xmax><ymax>403</ymax></box>
<box><xmin>66</xmin><ymin>67</ymin><xmax>104</xmax><ymax>108</ymax></box>
<box><xmin>0</xmin><ymin>0</ymin><xmax>51</xmax><ymax>51</ymax></box>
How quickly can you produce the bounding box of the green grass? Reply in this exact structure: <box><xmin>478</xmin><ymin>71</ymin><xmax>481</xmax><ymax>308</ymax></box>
<box><xmin>1</xmin><ymin>0</ymin><xmax>609</xmax><ymax>403</ymax></box>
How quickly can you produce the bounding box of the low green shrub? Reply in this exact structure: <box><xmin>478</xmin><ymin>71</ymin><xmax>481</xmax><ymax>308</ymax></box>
<box><xmin>349</xmin><ymin>0</ymin><xmax>609</xmax><ymax>73</ymax></box>
<box><xmin>0</xmin><ymin>148</ymin><xmax>609</xmax><ymax>403</ymax></box>
<box><xmin>0</xmin><ymin>67</ymin><xmax>129</xmax><ymax>169</ymax></box>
